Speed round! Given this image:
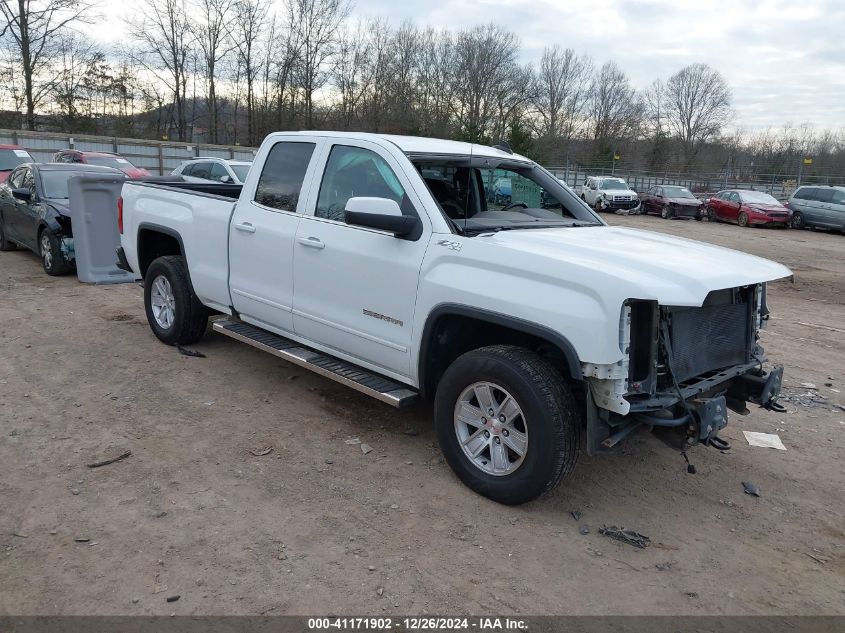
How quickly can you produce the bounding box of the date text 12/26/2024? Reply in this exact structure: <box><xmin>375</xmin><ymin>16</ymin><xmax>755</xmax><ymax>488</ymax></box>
<box><xmin>307</xmin><ymin>617</ymin><xmax>527</xmax><ymax>630</ymax></box>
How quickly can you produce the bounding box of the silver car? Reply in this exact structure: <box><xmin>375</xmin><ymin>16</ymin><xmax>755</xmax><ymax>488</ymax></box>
<box><xmin>787</xmin><ymin>185</ymin><xmax>845</xmax><ymax>232</ymax></box>
<box><xmin>172</xmin><ymin>157</ymin><xmax>252</xmax><ymax>185</ymax></box>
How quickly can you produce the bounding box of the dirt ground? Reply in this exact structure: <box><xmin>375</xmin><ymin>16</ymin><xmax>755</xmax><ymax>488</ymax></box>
<box><xmin>1</xmin><ymin>215</ymin><xmax>843</xmax><ymax>616</ymax></box>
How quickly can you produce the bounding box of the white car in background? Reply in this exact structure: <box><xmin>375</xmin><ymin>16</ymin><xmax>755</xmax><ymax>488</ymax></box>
<box><xmin>172</xmin><ymin>157</ymin><xmax>252</xmax><ymax>185</ymax></box>
<box><xmin>580</xmin><ymin>176</ymin><xmax>641</xmax><ymax>215</ymax></box>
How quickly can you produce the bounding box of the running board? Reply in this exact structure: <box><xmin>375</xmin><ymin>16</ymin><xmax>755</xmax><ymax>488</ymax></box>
<box><xmin>212</xmin><ymin>318</ymin><xmax>418</xmax><ymax>408</ymax></box>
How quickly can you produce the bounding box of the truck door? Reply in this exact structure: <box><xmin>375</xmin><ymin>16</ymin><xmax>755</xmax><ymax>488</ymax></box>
<box><xmin>228</xmin><ymin>139</ymin><xmax>320</xmax><ymax>333</ymax></box>
<box><xmin>291</xmin><ymin>139</ymin><xmax>429</xmax><ymax>379</ymax></box>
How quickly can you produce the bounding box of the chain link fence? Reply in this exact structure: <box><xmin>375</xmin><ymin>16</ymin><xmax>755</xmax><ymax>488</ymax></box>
<box><xmin>547</xmin><ymin>163</ymin><xmax>845</xmax><ymax>201</ymax></box>
<box><xmin>0</xmin><ymin>129</ymin><xmax>258</xmax><ymax>176</ymax></box>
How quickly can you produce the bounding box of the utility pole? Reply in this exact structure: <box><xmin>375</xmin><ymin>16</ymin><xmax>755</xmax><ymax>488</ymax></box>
<box><xmin>798</xmin><ymin>157</ymin><xmax>812</xmax><ymax>186</ymax></box>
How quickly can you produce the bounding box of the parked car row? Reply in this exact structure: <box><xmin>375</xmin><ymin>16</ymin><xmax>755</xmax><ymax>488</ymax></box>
<box><xmin>172</xmin><ymin>157</ymin><xmax>253</xmax><ymax>185</ymax></box>
<box><xmin>786</xmin><ymin>185</ymin><xmax>845</xmax><ymax>231</ymax></box>
<box><xmin>0</xmin><ymin>163</ymin><xmax>123</xmax><ymax>274</ymax></box>
<box><xmin>575</xmin><ymin>173</ymin><xmax>844</xmax><ymax>233</ymax></box>
<box><xmin>0</xmin><ymin>150</ymin><xmax>254</xmax><ymax>276</ymax></box>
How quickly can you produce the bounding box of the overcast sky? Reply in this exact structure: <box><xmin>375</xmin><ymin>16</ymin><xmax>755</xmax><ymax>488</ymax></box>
<box><xmin>90</xmin><ymin>0</ymin><xmax>845</xmax><ymax>131</ymax></box>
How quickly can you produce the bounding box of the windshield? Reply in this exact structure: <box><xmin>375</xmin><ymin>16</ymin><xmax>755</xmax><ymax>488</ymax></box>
<box><xmin>231</xmin><ymin>164</ymin><xmax>251</xmax><ymax>182</ymax></box>
<box><xmin>740</xmin><ymin>191</ymin><xmax>780</xmax><ymax>205</ymax></box>
<box><xmin>86</xmin><ymin>156</ymin><xmax>132</xmax><ymax>169</ymax></box>
<box><xmin>598</xmin><ymin>179</ymin><xmax>630</xmax><ymax>191</ymax></box>
<box><xmin>414</xmin><ymin>158</ymin><xmax>603</xmax><ymax>233</ymax></box>
<box><xmin>0</xmin><ymin>149</ymin><xmax>33</xmax><ymax>171</ymax></box>
<box><xmin>41</xmin><ymin>170</ymin><xmax>91</xmax><ymax>198</ymax></box>
<box><xmin>662</xmin><ymin>186</ymin><xmax>696</xmax><ymax>199</ymax></box>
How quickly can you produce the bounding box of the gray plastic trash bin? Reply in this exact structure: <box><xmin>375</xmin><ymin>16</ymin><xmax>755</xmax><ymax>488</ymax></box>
<box><xmin>67</xmin><ymin>173</ymin><xmax>136</xmax><ymax>284</ymax></box>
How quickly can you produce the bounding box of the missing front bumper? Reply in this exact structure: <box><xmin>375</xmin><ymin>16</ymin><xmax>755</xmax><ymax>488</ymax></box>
<box><xmin>586</xmin><ymin>365</ymin><xmax>785</xmax><ymax>455</ymax></box>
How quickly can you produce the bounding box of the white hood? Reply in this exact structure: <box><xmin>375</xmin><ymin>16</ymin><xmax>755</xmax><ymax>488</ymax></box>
<box><xmin>598</xmin><ymin>189</ymin><xmax>636</xmax><ymax>199</ymax></box>
<box><xmin>489</xmin><ymin>226</ymin><xmax>792</xmax><ymax>306</ymax></box>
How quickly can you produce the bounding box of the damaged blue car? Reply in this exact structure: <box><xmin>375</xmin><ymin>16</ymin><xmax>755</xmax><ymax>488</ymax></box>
<box><xmin>0</xmin><ymin>163</ymin><xmax>123</xmax><ymax>275</ymax></box>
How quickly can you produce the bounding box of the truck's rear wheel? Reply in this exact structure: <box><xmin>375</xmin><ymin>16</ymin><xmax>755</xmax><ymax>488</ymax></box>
<box><xmin>144</xmin><ymin>255</ymin><xmax>208</xmax><ymax>345</ymax></box>
<box><xmin>434</xmin><ymin>345</ymin><xmax>579</xmax><ymax>505</ymax></box>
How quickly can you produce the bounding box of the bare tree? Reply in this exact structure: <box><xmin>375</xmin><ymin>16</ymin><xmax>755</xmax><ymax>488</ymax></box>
<box><xmin>0</xmin><ymin>0</ymin><xmax>92</xmax><ymax>130</ymax></box>
<box><xmin>289</xmin><ymin>0</ymin><xmax>350</xmax><ymax>127</ymax></box>
<box><xmin>664</xmin><ymin>63</ymin><xmax>731</xmax><ymax>166</ymax></box>
<box><xmin>333</xmin><ymin>19</ymin><xmax>371</xmax><ymax>129</ymax></box>
<box><xmin>489</xmin><ymin>63</ymin><xmax>533</xmax><ymax>143</ymax></box>
<box><xmin>193</xmin><ymin>0</ymin><xmax>233</xmax><ymax>143</ymax></box>
<box><xmin>232</xmin><ymin>0</ymin><xmax>268</xmax><ymax>145</ymax></box>
<box><xmin>128</xmin><ymin>0</ymin><xmax>194</xmax><ymax>141</ymax></box>
<box><xmin>642</xmin><ymin>78</ymin><xmax>668</xmax><ymax>168</ymax></box>
<box><xmin>451</xmin><ymin>24</ymin><xmax>521</xmax><ymax>143</ymax></box>
<box><xmin>384</xmin><ymin>21</ymin><xmax>419</xmax><ymax>132</ymax></box>
<box><xmin>53</xmin><ymin>32</ymin><xmax>101</xmax><ymax>129</ymax></box>
<box><xmin>415</xmin><ymin>27</ymin><xmax>454</xmax><ymax>137</ymax></box>
<box><xmin>532</xmin><ymin>46</ymin><xmax>592</xmax><ymax>142</ymax></box>
<box><xmin>587</xmin><ymin>61</ymin><xmax>642</xmax><ymax>158</ymax></box>
<box><xmin>268</xmin><ymin>3</ymin><xmax>305</xmax><ymax>131</ymax></box>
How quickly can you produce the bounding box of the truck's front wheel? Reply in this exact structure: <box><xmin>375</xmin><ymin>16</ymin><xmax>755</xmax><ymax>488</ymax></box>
<box><xmin>434</xmin><ymin>345</ymin><xmax>580</xmax><ymax>505</ymax></box>
<box><xmin>144</xmin><ymin>256</ymin><xmax>209</xmax><ymax>345</ymax></box>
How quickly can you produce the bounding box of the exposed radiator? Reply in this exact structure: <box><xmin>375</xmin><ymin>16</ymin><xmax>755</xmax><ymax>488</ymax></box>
<box><xmin>668</xmin><ymin>302</ymin><xmax>751</xmax><ymax>383</ymax></box>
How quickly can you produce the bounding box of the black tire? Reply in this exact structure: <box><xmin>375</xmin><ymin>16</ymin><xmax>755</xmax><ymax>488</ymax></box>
<box><xmin>39</xmin><ymin>228</ymin><xmax>72</xmax><ymax>276</ymax></box>
<box><xmin>143</xmin><ymin>255</ymin><xmax>209</xmax><ymax>345</ymax></box>
<box><xmin>706</xmin><ymin>206</ymin><xmax>716</xmax><ymax>222</ymax></box>
<box><xmin>694</xmin><ymin>209</ymin><xmax>703</xmax><ymax>221</ymax></box>
<box><xmin>434</xmin><ymin>345</ymin><xmax>580</xmax><ymax>505</ymax></box>
<box><xmin>791</xmin><ymin>212</ymin><xmax>804</xmax><ymax>229</ymax></box>
<box><xmin>0</xmin><ymin>213</ymin><xmax>16</xmax><ymax>251</ymax></box>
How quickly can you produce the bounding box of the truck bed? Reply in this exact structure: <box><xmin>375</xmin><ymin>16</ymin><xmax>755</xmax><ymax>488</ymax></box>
<box><xmin>120</xmin><ymin>179</ymin><xmax>241</xmax><ymax>312</ymax></box>
<box><xmin>133</xmin><ymin>179</ymin><xmax>243</xmax><ymax>199</ymax></box>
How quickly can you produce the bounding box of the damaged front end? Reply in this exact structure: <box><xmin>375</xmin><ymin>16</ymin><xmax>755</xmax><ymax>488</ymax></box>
<box><xmin>583</xmin><ymin>284</ymin><xmax>784</xmax><ymax>455</ymax></box>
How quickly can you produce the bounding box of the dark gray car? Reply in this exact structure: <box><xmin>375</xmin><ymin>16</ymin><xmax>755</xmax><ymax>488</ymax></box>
<box><xmin>0</xmin><ymin>163</ymin><xmax>123</xmax><ymax>274</ymax></box>
<box><xmin>787</xmin><ymin>185</ymin><xmax>845</xmax><ymax>232</ymax></box>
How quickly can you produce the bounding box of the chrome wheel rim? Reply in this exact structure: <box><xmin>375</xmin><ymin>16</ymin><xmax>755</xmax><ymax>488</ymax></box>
<box><xmin>41</xmin><ymin>233</ymin><xmax>52</xmax><ymax>269</ymax></box>
<box><xmin>454</xmin><ymin>382</ymin><xmax>528</xmax><ymax>476</ymax></box>
<box><xmin>792</xmin><ymin>213</ymin><xmax>802</xmax><ymax>228</ymax></box>
<box><xmin>150</xmin><ymin>274</ymin><xmax>176</xmax><ymax>329</ymax></box>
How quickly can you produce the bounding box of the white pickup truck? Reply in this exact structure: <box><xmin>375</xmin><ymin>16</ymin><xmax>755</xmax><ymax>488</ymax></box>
<box><xmin>117</xmin><ymin>131</ymin><xmax>791</xmax><ymax>505</ymax></box>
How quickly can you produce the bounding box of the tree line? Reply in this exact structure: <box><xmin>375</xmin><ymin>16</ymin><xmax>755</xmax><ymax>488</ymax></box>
<box><xmin>1</xmin><ymin>0</ymin><xmax>843</xmax><ymax>179</ymax></box>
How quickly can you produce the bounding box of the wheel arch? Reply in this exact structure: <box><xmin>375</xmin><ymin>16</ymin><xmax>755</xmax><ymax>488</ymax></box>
<box><xmin>36</xmin><ymin>218</ymin><xmax>61</xmax><ymax>241</ymax></box>
<box><xmin>137</xmin><ymin>222</ymin><xmax>186</xmax><ymax>279</ymax></box>
<box><xmin>418</xmin><ymin>304</ymin><xmax>583</xmax><ymax>400</ymax></box>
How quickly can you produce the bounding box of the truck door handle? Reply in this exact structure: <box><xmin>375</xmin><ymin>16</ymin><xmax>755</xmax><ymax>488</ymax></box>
<box><xmin>234</xmin><ymin>222</ymin><xmax>256</xmax><ymax>233</ymax></box>
<box><xmin>297</xmin><ymin>236</ymin><xmax>325</xmax><ymax>250</ymax></box>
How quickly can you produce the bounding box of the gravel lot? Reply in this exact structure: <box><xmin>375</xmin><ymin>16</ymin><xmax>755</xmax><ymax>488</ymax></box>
<box><xmin>1</xmin><ymin>215</ymin><xmax>843</xmax><ymax>616</ymax></box>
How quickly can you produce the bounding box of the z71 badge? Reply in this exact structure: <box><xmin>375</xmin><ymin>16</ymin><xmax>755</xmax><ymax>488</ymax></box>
<box><xmin>437</xmin><ymin>239</ymin><xmax>462</xmax><ymax>251</ymax></box>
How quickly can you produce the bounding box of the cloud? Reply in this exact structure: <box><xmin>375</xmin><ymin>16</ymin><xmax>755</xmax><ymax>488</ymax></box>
<box><xmin>87</xmin><ymin>0</ymin><xmax>844</xmax><ymax>130</ymax></box>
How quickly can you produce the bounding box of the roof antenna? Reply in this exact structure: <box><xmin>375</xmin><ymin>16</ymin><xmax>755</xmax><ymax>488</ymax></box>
<box><xmin>493</xmin><ymin>140</ymin><xmax>513</xmax><ymax>155</ymax></box>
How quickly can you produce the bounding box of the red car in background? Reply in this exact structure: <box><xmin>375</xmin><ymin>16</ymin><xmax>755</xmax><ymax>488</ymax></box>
<box><xmin>705</xmin><ymin>190</ymin><xmax>792</xmax><ymax>228</ymax></box>
<box><xmin>0</xmin><ymin>145</ymin><xmax>35</xmax><ymax>182</ymax></box>
<box><xmin>52</xmin><ymin>150</ymin><xmax>150</xmax><ymax>179</ymax></box>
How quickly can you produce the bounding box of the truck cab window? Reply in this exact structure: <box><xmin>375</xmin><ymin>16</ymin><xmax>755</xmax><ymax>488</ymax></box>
<box><xmin>316</xmin><ymin>145</ymin><xmax>412</xmax><ymax>222</ymax></box>
<box><xmin>254</xmin><ymin>141</ymin><xmax>316</xmax><ymax>212</ymax></box>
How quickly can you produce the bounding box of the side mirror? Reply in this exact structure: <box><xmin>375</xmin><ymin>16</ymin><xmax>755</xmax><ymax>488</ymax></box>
<box><xmin>344</xmin><ymin>197</ymin><xmax>419</xmax><ymax>238</ymax></box>
<box><xmin>220</xmin><ymin>174</ymin><xmax>231</xmax><ymax>183</ymax></box>
<box><xmin>12</xmin><ymin>187</ymin><xmax>31</xmax><ymax>201</ymax></box>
